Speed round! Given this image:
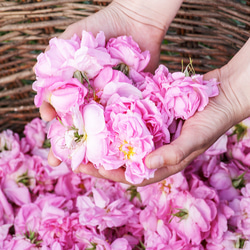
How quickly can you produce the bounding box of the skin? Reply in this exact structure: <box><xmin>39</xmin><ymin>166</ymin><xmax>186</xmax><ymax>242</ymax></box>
<box><xmin>39</xmin><ymin>0</ymin><xmax>250</xmax><ymax>186</ymax></box>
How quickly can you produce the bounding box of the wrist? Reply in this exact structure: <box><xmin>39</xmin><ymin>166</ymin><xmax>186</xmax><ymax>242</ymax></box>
<box><xmin>113</xmin><ymin>0</ymin><xmax>183</xmax><ymax>33</ymax></box>
<box><xmin>225</xmin><ymin>38</ymin><xmax>250</xmax><ymax>119</ymax></box>
<box><xmin>220</xmin><ymin>38</ymin><xmax>250</xmax><ymax>121</ymax></box>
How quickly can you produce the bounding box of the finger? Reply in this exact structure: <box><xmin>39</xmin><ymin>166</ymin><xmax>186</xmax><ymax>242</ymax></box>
<box><xmin>75</xmin><ymin>163</ymin><xmax>107</xmax><ymax>179</ymax></box>
<box><xmin>39</xmin><ymin>101</ymin><xmax>57</xmax><ymax>122</ymax></box>
<box><xmin>145</xmin><ymin>124</ymin><xmax>206</xmax><ymax>170</ymax></box>
<box><xmin>48</xmin><ymin>148</ymin><xmax>61</xmax><ymax>167</ymax></box>
<box><xmin>139</xmin><ymin>149</ymin><xmax>203</xmax><ymax>186</ymax></box>
<box><xmin>98</xmin><ymin>166</ymin><xmax>131</xmax><ymax>185</ymax></box>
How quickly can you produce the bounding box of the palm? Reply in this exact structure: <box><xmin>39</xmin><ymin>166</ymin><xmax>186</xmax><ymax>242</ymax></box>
<box><xmin>59</xmin><ymin>1</ymin><xmax>164</xmax><ymax>72</ymax></box>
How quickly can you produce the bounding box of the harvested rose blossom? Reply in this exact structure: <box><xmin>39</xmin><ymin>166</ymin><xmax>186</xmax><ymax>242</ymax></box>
<box><xmin>48</xmin><ymin>102</ymin><xmax>108</xmax><ymax>170</ymax></box>
<box><xmin>138</xmin><ymin>64</ymin><xmax>219</xmax><ymax>121</ymax></box>
<box><xmin>103</xmin><ymin>105</ymin><xmax>155</xmax><ymax>184</ymax></box>
<box><xmin>23</xmin><ymin>117</ymin><xmax>47</xmax><ymax>150</ymax></box>
<box><xmin>227</xmin><ymin>117</ymin><xmax>250</xmax><ymax>166</ymax></box>
<box><xmin>169</xmin><ymin>190</ymin><xmax>216</xmax><ymax>245</ymax></box>
<box><xmin>77</xmin><ymin>187</ymin><xmax>139</xmax><ymax>231</ymax></box>
<box><xmin>106</xmin><ymin>35</ymin><xmax>150</xmax><ymax>82</ymax></box>
<box><xmin>92</xmin><ymin>66</ymin><xmax>142</xmax><ymax>106</ymax></box>
<box><xmin>34</xmin><ymin>34</ymin><xmax>80</xmax><ymax>80</ymax></box>
<box><xmin>0</xmin><ymin>130</ymin><xmax>21</xmax><ymax>166</ymax></box>
<box><xmin>208</xmin><ymin>161</ymin><xmax>250</xmax><ymax>201</ymax></box>
<box><xmin>34</xmin><ymin>77</ymin><xmax>88</xmax><ymax>114</ymax></box>
<box><xmin>206</xmin><ymin>231</ymin><xmax>250</xmax><ymax>250</ymax></box>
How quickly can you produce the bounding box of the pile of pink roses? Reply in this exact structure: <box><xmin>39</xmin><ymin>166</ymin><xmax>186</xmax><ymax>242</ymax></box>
<box><xmin>1</xmin><ymin>30</ymin><xmax>250</xmax><ymax>249</ymax></box>
<box><xmin>32</xmin><ymin>30</ymin><xmax>219</xmax><ymax>184</ymax></box>
<box><xmin>1</xmin><ymin>117</ymin><xmax>250</xmax><ymax>249</ymax></box>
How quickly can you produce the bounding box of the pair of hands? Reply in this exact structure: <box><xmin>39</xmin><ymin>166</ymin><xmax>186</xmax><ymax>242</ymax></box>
<box><xmin>40</xmin><ymin>0</ymin><xmax>250</xmax><ymax>186</ymax></box>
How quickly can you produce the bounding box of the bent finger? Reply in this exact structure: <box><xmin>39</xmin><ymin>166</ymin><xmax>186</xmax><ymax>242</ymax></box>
<box><xmin>40</xmin><ymin>101</ymin><xmax>57</xmax><ymax>122</ymax></box>
<box><xmin>48</xmin><ymin>148</ymin><xmax>62</xmax><ymax>167</ymax></box>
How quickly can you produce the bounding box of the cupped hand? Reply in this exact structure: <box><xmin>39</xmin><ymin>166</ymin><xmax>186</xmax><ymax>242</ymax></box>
<box><xmin>76</xmin><ymin>39</ymin><xmax>250</xmax><ymax>186</ymax></box>
<box><xmin>40</xmin><ymin>0</ymin><xmax>182</xmax><ymax>174</ymax></box>
<box><xmin>143</xmin><ymin>38</ymin><xmax>250</xmax><ymax>185</ymax></box>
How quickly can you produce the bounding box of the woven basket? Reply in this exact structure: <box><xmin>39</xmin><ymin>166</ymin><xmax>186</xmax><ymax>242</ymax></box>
<box><xmin>0</xmin><ymin>0</ymin><xmax>249</xmax><ymax>133</ymax></box>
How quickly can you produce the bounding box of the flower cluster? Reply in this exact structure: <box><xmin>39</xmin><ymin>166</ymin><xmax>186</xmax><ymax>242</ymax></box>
<box><xmin>1</xmin><ymin>116</ymin><xmax>250</xmax><ymax>249</ymax></box>
<box><xmin>33</xmin><ymin>31</ymin><xmax>219</xmax><ymax>184</ymax></box>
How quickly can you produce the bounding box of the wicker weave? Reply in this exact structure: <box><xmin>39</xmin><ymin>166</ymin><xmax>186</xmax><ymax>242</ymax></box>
<box><xmin>0</xmin><ymin>0</ymin><xmax>250</xmax><ymax>133</ymax></box>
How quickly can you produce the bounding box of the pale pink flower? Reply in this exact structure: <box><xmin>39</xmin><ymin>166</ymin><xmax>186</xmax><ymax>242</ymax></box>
<box><xmin>161</xmin><ymin>69</ymin><xmax>219</xmax><ymax>120</ymax></box>
<box><xmin>92</xmin><ymin>67</ymin><xmax>142</xmax><ymax>106</ymax></box>
<box><xmin>229</xmin><ymin>196</ymin><xmax>250</xmax><ymax>237</ymax></box>
<box><xmin>139</xmin><ymin>205</ymin><xmax>158</xmax><ymax>232</ymax></box>
<box><xmin>38</xmin><ymin>202</ymin><xmax>74</xmax><ymax>247</ymax></box>
<box><xmin>34</xmin><ymin>77</ymin><xmax>88</xmax><ymax>114</ymax></box>
<box><xmin>102</xmin><ymin>103</ymin><xmax>155</xmax><ymax>184</ymax></box>
<box><xmin>23</xmin><ymin>118</ymin><xmax>47</xmax><ymax>150</ymax></box>
<box><xmin>34</xmin><ymin>34</ymin><xmax>80</xmax><ymax>79</ymax></box>
<box><xmin>133</xmin><ymin>97</ymin><xmax>169</xmax><ymax>147</ymax></box>
<box><xmin>169</xmin><ymin>190</ymin><xmax>215</xmax><ymax>245</ymax></box>
<box><xmin>1</xmin><ymin>155</ymin><xmax>37</xmax><ymax>206</ymax></box>
<box><xmin>74</xmin><ymin>225</ymin><xmax>112</xmax><ymax>250</ymax></box>
<box><xmin>2</xmin><ymin>235</ymin><xmax>37</xmax><ymax>250</ymax></box>
<box><xmin>227</xmin><ymin>117</ymin><xmax>250</xmax><ymax>166</ymax></box>
<box><xmin>106</xmin><ymin>35</ymin><xmax>150</xmax><ymax>82</ymax></box>
<box><xmin>206</xmin><ymin>231</ymin><xmax>250</xmax><ymax>250</ymax></box>
<box><xmin>137</xmin><ymin>67</ymin><xmax>175</xmax><ymax>128</ymax></box>
<box><xmin>209</xmin><ymin>161</ymin><xmax>248</xmax><ymax>201</ymax></box>
<box><xmin>205</xmin><ymin>134</ymin><xmax>228</xmax><ymax>156</ymax></box>
<box><xmin>110</xmin><ymin>238</ymin><xmax>132</xmax><ymax>250</ymax></box>
<box><xmin>138</xmin><ymin>171</ymin><xmax>188</xmax><ymax>211</ymax></box>
<box><xmin>241</xmin><ymin>182</ymin><xmax>250</xmax><ymax>198</ymax></box>
<box><xmin>0</xmin><ymin>130</ymin><xmax>21</xmax><ymax>166</ymax></box>
<box><xmin>67</xmin><ymin>30</ymin><xmax>112</xmax><ymax>80</ymax></box>
<box><xmin>237</xmin><ymin>197</ymin><xmax>250</xmax><ymax>236</ymax></box>
<box><xmin>14</xmin><ymin>203</ymin><xmax>41</xmax><ymax>237</ymax></box>
<box><xmin>0</xmin><ymin>188</ymin><xmax>14</xmax><ymax>224</ymax></box>
<box><xmin>138</xmin><ymin>64</ymin><xmax>219</xmax><ymax>122</ymax></box>
<box><xmin>0</xmin><ymin>224</ymin><xmax>13</xmax><ymax>249</ymax></box>
<box><xmin>77</xmin><ymin>187</ymin><xmax>138</xmax><ymax>231</ymax></box>
<box><xmin>209</xmin><ymin>202</ymin><xmax>234</xmax><ymax>241</ymax></box>
<box><xmin>48</xmin><ymin>102</ymin><xmax>108</xmax><ymax>170</ymax></box>
<box><xmin>54</xmin><ymin>172</ymin><xmax>85</xmax><ymax>199</ymax></box>
<box><xmin>31</xmin><ymin>155</ymin><xmax>71</xmax><ymax>195</ymax></box>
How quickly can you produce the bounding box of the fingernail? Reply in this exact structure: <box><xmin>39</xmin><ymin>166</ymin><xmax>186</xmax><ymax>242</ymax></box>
<box><xmin>147</xmin><ymin>155</ymin><xmax>164</xmax><ymax>169</ymax></box>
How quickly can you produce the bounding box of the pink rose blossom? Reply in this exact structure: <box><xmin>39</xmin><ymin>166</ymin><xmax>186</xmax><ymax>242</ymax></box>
<box><xmin>23</xmin><ymin>117</ymin><xmax>47</xmax><ymax>150</ymax></box>
<box><xmin>138</xmin><ymin>64</ymin><xmax>219</xmax><ymax>122</ymax></box>
<box><xmin>227</xmin><ymin>117</ymin><xmax>250</xmax><ymax>166</ymax></box>
<box><xmin>77</xmin><ymin>187</ymin><xmax>138</xmax><ymax>231</ymax></box>
<box><xmin>0</xmin><ymin>130</ymin><xmax>21</xmax><ymax>166</ymax></box>
<box><xmin>0</xmin><ymin>188</ymin><xmax>14</xmax><ymax>224</ymax></box>
<box><xmin>206</xmin><ymin>231</ymin><xmax>250</xmax><ymax>250</ymax></box>
<box><xmin>209</xmin><ymin>202</ymin><xmax>234</xmax><ymax>241</ymax></box>
<box><xmin>34</xmin><ymin>34</ymin><xmax>80</xmax><ymax>79</ymax></box>
<box><xmin>65</xmin><ymin>30</ymin><xmax>113</xmax><ymax>80</ymax></box>
<box><xmin>208</xmin><ymin>161</ymin><xmax>249</xmax><ymax>201</ymax></box>
<box><xmin>92</xmin><ymin>67</ymin><xmax>142</xmax><ymax>106</ymax></box>
<box><xmin>169</xmin><ymin>190</ymin><xmax>215</xmax><ymax>245</ymax></box>
<box><xmin>205</xmin><ymin>134</ymin><xmax>228</xmax><ymax>156</ymax></box>
<box><xmin>48</xmin><ymin>102</ymin><xmax>108</xmax><ymax>170</ymax></box>
<box><xmin>1</xmin><ymin>155</ymin><xmax>37</xmax><ymax>206</ymax></box>
<box><xmin>2</xmin><ymin>235</ymin><xmax>37</xmax><ymax>250</ymax></box>
<box><xmin>34</xmin><ymin>77</ymin><xmax>88</xmax><ymax>114</ymax></box>
<box><xmin>110</xmin><ymin>238</ymin><xmax>132</xmax><ymax>250</ymax></box>
<box><xmin>14</xmin><ymin>203</ymin><xmax>41</xmax><ymax>237</ymax></box>
<box><xmin>103</xmin><ymin>103</ymin><xmax>155</xmax><ymax>184</ymax></box>
<box><xmin>106</xmin><ymin>35</ymin><xmax>150</xmax><ymax>82</ymax></box>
